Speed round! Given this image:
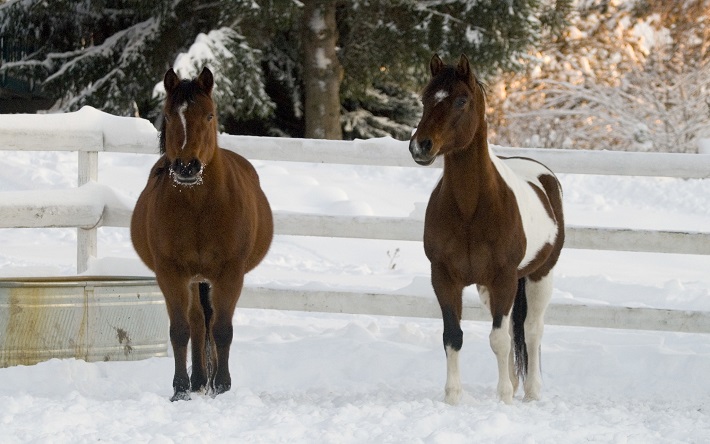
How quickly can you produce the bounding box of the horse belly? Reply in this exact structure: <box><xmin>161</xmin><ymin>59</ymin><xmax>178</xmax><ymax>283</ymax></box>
<box><xmin>492</xmin><ymin>156</ymin><xmax>560</xmax><ymax>271</ymax></box>
<box><xmin>130</xmin><ymin>193</ymin><xmax>155</xmax><ymax>270</ymax></box>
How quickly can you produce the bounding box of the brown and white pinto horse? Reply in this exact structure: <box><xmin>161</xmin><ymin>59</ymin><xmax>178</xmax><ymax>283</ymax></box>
<box><xmin>131</xmin><ymin>67</ymin><xmax>273</xmax><ymax>401</ymax></box>
<box><xmin>409</xmin><ymin>55</ymin><xmax>564</xmax><ymax>404</ymax></box>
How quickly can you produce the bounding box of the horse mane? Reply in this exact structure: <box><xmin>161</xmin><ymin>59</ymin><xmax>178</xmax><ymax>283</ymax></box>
<box><xmin>422</xmin><ymin>64</ymin><xmax>488</xmax><ymax>104</ymax></box>
<box><xmin>158</xmin><ymin>78</ymin><xmax>210</xmax><ymax>155</ymax></box>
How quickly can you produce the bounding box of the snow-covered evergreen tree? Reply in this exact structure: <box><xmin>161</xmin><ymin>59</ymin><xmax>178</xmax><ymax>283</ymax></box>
<box><xmin>0</xmin><ymin>0</ymin><xmax>271</xmax><ymax>126</ymax></box>
<box><xmin>336</xmin><ymin>0</ymin><xmax>570</xmax><ymax>140</ymax></box>
<box><xmin>0</xmin><ymin>0</ymin><xmax>570</xmax><ymax>140</ymax></box>
<box><xmin>152</xmin><ymin>28</ymin><xmax>274</xmax><ymax>130</ymax></box>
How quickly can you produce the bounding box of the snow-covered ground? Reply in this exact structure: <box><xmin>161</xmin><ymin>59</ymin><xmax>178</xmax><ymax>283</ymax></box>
<box><xmin>1</xmin><ymin>135</ymin><xmax>710</xmax><ymax>442</ymax></box>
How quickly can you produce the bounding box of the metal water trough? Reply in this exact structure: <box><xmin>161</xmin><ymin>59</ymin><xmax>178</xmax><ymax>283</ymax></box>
<box><xmin>0</xmin><ymin>277</ymin><xmax>168</xmax><ymax>368</ymax></box>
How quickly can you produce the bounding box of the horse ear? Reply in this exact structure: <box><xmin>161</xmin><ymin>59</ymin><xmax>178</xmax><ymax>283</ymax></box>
<box><xmin>196</xmin><ymin>67</ymin><xmax>214</xmax><ymax>95</ymax></box>
<box><xmin>456</xmin><ymin>54</ymin><xmax>471</xmax><ymax>81</ymax></box>
<box><xmin>164</xmin><ymin>69</ymin><xmax>180</xmax><ymax>94</ymax></box>
<box><xmin>430</xmin><ymin>54</ymin><xmax>444</xmax><ymax>77</ymax></box>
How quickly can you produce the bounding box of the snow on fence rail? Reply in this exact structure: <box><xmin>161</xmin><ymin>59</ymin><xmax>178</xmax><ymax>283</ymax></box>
<box><xmin>1</xmin><ymin>107</ymin><xmax>709</xmax><ymax>333</ymax></box>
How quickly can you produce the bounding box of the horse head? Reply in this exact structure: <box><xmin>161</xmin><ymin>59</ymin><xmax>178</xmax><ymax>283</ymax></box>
<box><xmin>160</xmin><ymin>67</ymin><xmax>218</xmax><ymax>186</ymax></box>
<box><xmin>409</xmin><ymin>54</ymin><xmax>487</xmax><ymax>166</ymax></box>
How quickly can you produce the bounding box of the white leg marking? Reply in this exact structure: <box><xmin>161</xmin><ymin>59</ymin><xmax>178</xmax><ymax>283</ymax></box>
<box><xmin>490</xmin><ymin>315</ymin><xmax>514</xmax><ymax>404</ymax></box>
<box><xmin>444</xmin><ymin>345</ymin><xmax>462</xmax><ymax>405</ymax></box>
<box><xmin>523</xmin><ymin>274</ymin><xmax>553</xmax><ymax>401</ymax></box>
<box><xmin>178</xmin><ymin>102</ymin><xmax>188</xmax><ymax>151</ymax></box>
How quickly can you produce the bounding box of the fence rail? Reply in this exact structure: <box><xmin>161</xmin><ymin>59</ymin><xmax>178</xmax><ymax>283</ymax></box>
<box><xmin>1</xmin><ymin>107</ymin><xmax>709</xmax><ymax>333</ymax></box>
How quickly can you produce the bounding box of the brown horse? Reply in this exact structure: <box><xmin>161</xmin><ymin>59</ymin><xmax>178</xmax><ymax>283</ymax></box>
<box><xmin>409</xmin><ymin>55</ymin><xmax>564</xmax><ymax>404</ymax></box>
<box><xmin>131</xmin><ymin>67</ymin><xmax>273</xmax><ymax>401</ymax></box>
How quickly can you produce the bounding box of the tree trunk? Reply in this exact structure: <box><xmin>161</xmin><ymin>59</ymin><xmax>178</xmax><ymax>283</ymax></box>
<box><xmin>302</xmin><ymin>0</ymin><xmax>343</xmax><ymax>139</ymax></box>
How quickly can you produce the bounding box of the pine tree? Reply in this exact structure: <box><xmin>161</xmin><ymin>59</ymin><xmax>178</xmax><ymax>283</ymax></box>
<box><xmin>0</xmin><ymin>0</ymin><xmax>272</xmax><ymax>124</ymax></box>
<box><xmin>151</xmin><ymin>27</ymin><xmax>274</xmax><ymax>129</ymax></box>
<box><xmin>329</xmin><ymin>0</ymin><xmax>571</xmax><ymax>140</ymax></box>
<box><xmin>0</xmin><ymin>0</ymin><xmax>570</xmax><ymax>140</ymax></box>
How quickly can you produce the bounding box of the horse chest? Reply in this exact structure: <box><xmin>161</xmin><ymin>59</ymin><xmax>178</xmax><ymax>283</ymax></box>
<box><xmin>423</xmin><ymin>178</ymin><xmax>531</xmax><ymax>284</ymax></box>
<box><xmin>151</xmin><ymin>193</ymin><xmax>246</xmax><ymax>266</ymax></box>
<box><xmin>424</xmin><ymin>213</ymin><xmax>522</xmax><ymax>284</ymax></box>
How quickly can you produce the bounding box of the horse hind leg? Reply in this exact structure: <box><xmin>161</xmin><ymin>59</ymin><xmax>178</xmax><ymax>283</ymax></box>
<box><xmin>522</xmin><ymin>273</ymin><xmax>553</xmax><ymax>401</ymax></box>
<box><xmin>508</xmin><ymin>318</ymin><xmax>519</xmax><ymax>396</ymax></box>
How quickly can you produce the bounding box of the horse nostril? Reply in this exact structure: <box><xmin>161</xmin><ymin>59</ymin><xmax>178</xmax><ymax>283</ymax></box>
<box><xmin>170</xmin><ymin>159</ymin><xmax>183</xmax><ymax>174</ymax></box>
<box><xmin>420</xmin><ymin>139</ymin><xmax>433</xmax><ymax>153</ymax></box>
<box><xmin>170</xmin><ymin>158</ymin><xmax>202</xmax><ymax>182</ymax></box>
<box><xmin>187</xmin><ymin>159</ymin><xmax>202</xmax><ymax>176</ymax></box>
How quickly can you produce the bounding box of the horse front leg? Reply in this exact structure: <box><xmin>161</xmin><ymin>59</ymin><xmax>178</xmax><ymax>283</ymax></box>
<box><xmin>431</xmin><ymin>263</ymin><xmax>464</xmax><ymax>405</ymax></box>
<box><xmin>156</xmin><ymin>272</ymin><xmax>192</xmax><ymax>401</ymax></box>
<box><xmin>208</xmin><ymin>271</ymin><xmax>244</xmax><ymax>396</ymax></box>
<box><xmin>487</xmin><ymin>275</ymin><xmax>518</xmax><ymax>404</ymax></box>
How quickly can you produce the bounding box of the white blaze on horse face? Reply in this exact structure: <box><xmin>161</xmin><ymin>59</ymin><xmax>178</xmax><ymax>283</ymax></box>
<box><xmin>489</xmin><ymin>150</ymin><xmax>559</xmax><ymax>270</ymax></box>
<box><xmin>178</xmin><ymin>102</ymin><xmax>188</xmax><ymax>151</ymax></box>
<box><xmin>434</xmin><ymin>89</ymin><xmax>449</xmax><ymax>105</ymax></box>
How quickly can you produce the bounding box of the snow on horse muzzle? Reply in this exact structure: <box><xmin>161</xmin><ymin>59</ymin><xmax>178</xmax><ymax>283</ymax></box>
<box><xmin>169</xmin><ymin>158</ymin><xmax>204</xmax><ymax>186</ymax></box>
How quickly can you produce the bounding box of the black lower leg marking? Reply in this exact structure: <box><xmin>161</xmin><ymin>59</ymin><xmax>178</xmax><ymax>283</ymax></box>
<box><xmin>442</xmin><ymin>309</ymin><xmax>463</xmax><ymax>351</ymax></box>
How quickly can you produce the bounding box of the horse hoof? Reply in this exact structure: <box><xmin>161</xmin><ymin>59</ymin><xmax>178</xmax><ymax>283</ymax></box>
<box><xmin>523</xmin><ymin>392</ymin><xmax>541</xmax><ymax>402</ymax></box>
<box><xmin>170</xmin><ymin>390</ymin><xmax>191</xmax><ymax>402</ymax></box>
<box><xmin>213</xmin><ymin>383</ymin><xmax>231</xmax><ymax>396</ymax></box>
<box><xmin>444</xmin><ymin>388</ymin><xmax>461</xmax><ymax>405</ymax></box>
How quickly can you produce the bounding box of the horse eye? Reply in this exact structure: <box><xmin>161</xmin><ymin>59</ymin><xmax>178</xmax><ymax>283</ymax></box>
<box><xmin>454</xmin><ymin>96</ymin><xmax>467</xmax><ymax>108</ymax></box>
<box><xmin>207</xmin><ymin>113</ymin><xmax>214</xmax><ymax>121</ymax></box>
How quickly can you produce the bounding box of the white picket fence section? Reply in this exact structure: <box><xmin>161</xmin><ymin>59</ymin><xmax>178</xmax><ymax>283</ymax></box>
<box><xmin>1</xmin><ymin>107</ymin><xmax>709</xmax><ymax>333</ymax></box>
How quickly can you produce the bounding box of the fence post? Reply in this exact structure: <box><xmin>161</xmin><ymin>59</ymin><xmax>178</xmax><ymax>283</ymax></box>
<box><xmin>77</xmin><ymin>151</ymin><xmax>98</xmax><ymax>274</ymax></box>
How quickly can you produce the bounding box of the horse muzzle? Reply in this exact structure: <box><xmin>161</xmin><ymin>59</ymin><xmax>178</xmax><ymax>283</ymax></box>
<box><xmin>169</xmin><ymin>158</ymin><xmax>204</xmax><ymax>186</ymax></box>
<box><xmin>409</xmin><ymin>138</ymin><xmax>436</xmax><ymax>166</ymax></box>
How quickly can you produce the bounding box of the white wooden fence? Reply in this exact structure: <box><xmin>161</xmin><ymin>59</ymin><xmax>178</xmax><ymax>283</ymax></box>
<box><xmin>1</xmin><ymin>107</ymin><xmax>710</xmax><ymax>333</ymax></box>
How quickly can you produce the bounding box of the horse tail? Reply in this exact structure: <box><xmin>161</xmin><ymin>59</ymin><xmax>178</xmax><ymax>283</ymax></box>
<box><xmin>512</xmin><ymin>277</ymin><xmax>528</xmax><ymax>381</ymax></box>
<box><xmin>199</xmin><ymin>282</ymin><xmax>215</xmax><ymax>386</ymax></box>
<box><xmin>199</xmin><ymin>282</ymin><xmax>213</xmax><ymax>328</ymax></box>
